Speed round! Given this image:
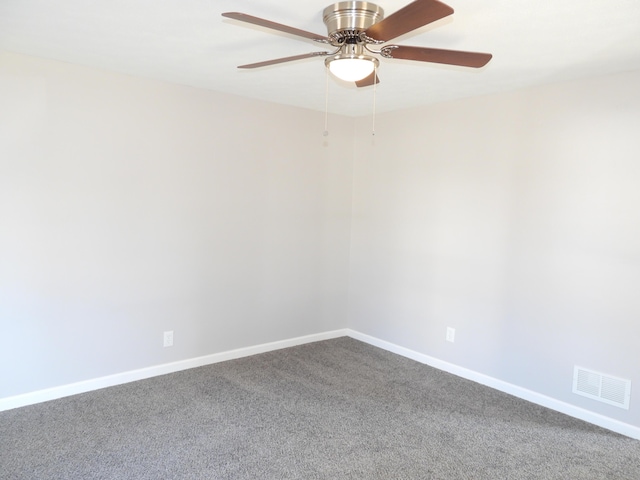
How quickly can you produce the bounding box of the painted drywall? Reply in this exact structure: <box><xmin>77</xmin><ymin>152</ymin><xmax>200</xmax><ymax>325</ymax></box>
<box><xmin>349</xmin><ymin>71</ymin><xmax>640</xmax><ymax>427</ymax></box>
<box><xmin>2</xmin><ymin>48</ymin><xmax>639</xmax><ymax>432</ymax></box>
<box><xmin>0</xmin><ymin>51</ymin><xmax>354</xmax><ymax>398</ymax></box>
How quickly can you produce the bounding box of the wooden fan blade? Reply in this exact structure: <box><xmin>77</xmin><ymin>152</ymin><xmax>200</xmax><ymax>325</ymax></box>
<box><xmin>384</xmin><ymin>45</ymin><xmax>492</xmax><ymax>68</ymax></box>
<box><xmin>238</xmin><ymin>52</ymin><xmax>329</xmax><ymax>69</ymax></box>
<box><xmin>355</xmin><ymin>72</ymin><xmax>380</xmax><ymax>88</ymax></box>
<box><xmin>222</xmin><ymin>12</ymin><xmax>329</xmax><ymax>43</ymax></box>
<box><xmin>364</xmin><ymin>0</ymin><xmax>454</xmax><ymax>43</ymax></box>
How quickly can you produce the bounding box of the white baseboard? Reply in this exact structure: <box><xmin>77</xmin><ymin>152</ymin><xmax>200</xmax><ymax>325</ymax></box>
<box><xmin>346</xmin><ymin>329</ymin><xmax>640</xmax><ymax>440</ymax></box>
<box><xmin>0</xmin><ymin>329</ymin><xmax>348</xmax><ymax>412</ymax></box>
<box><xmin>4</xmin><ymin>328</ymin><xmax>638</xmax><ymax>441</ymax></box>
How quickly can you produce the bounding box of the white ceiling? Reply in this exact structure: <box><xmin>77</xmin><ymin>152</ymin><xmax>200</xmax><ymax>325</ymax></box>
<box><xmin>1</xmin><ymin>0</ymin><xmax>639</xmax><ymax>116</ymax></box>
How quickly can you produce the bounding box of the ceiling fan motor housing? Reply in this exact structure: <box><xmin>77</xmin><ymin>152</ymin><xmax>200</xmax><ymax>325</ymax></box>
<box><xmin>323</xmin><ymin>2</ymin><xmax>384</xmax><ymax>44</ymax></box>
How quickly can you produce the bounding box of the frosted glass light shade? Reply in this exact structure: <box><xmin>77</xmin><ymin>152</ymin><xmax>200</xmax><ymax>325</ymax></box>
<box><xmin>328</xmin><ymin>57</ymin><xmax>376</xmax><ymax>82</ymax></box>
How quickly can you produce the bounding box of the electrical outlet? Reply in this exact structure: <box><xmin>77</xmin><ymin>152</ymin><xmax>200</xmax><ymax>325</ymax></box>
<box><xmin>446</xmin><ymin>327</ymin><xmax>455</xmax><ymax>343</ymax></box>
<box><xmin>163</xmin><ymin>331</ymin><xmax>174</xmax><ymax>347</ymax></box>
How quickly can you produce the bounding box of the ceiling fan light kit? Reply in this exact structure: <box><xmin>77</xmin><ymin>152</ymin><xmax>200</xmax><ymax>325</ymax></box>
<box><xmin>325</xmin><ymin>43</ymin><xmax>379</xmax><ymax>82</ymax></box>
<box><xmin>222</xmin><ymin>0</ymin><xmax>492</xmax><ymax>87</ymax></box>
<box><xmin>326</xmin><ymin>55</ymin><xmax>378</xmax><ymax>82</ymax></box>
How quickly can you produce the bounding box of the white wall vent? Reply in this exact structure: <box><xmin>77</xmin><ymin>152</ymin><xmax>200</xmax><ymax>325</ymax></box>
<box><xmin>572</xmin><ymin>366</ymin><xmax>631</xmax><ymax>410</ymax></box>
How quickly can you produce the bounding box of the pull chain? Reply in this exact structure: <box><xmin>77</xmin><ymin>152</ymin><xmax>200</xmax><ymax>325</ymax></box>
<box><xmin>372</xmin><ymin>64</ymin><xmax>378</xmax><ymax>136</ymax></box>
<box><xmin>323</xmin><ymin>66</ymin><xmax>330</xmax><ymax>137</ymax></box>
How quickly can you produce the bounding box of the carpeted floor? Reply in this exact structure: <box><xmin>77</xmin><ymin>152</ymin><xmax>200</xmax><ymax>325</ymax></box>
<box><xmin>1</xmin><ymin>337</ymin><xmax>639</xmax><ymax>479</ymax></box>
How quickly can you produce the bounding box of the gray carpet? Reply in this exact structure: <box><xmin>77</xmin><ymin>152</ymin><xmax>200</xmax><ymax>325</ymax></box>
<box><xmin>1</xmin><ymin>337</ymin><xmax>638</xmax><ymax>479</ymax></box>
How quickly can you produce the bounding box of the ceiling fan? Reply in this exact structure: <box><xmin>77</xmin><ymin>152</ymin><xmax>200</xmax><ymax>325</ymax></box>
<box><xmin>222</xmin><ymin>0</ymin><xmax>492</xmax><ymax>87</ymax></box>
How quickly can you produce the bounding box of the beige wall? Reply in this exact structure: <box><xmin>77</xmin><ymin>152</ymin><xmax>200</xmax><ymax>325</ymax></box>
<box><xmin>0</xmin><ymin>51</ymin><xmax>354</xmax><ymax>397</ymax></box>
<box><xmin>2</xmin><ymin>50</ymin><xmax>639</xmax><ymax>430</ymax></box>
<box><xmin>349</xmin><ymin>71</ymin><xmax>640</xmax><ymax>427</ymax></box>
